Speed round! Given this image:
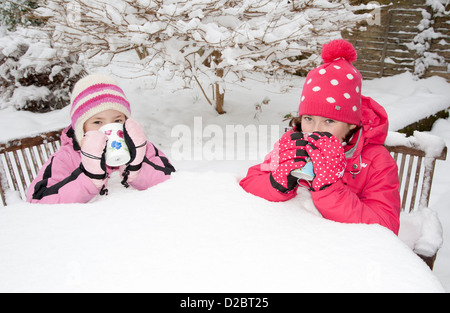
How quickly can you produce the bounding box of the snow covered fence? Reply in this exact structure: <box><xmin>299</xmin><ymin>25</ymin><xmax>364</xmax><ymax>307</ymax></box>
<box><xmin>343</xmin><ymin>0</ymin><xmax>449</xmax><ymax>81</ymax></box>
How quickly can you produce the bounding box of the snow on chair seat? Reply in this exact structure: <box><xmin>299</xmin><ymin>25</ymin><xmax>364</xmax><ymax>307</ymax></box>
<box><xmin>0</xmin><ymin>129</ymin><xmax>64</xmax><ymax>206</ymax></box>
<box><xmin>385</xmin><ymin>131</ymin><xmax>447</xmax><ymax>270</ymax></box>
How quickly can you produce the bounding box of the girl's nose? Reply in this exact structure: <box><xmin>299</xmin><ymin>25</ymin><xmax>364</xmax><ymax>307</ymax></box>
<box><xmin>313</xmin><ymin>123</ymin><xmax>325</xmax><ymax>133</ymax></box>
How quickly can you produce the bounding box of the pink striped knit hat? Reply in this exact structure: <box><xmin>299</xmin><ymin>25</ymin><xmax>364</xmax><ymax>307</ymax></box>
<box><xmin>70</xmin><ymin>74</ymin><xmax>131</xmax><ymax>144</ymax></box>
<box><xmin>299</xmin><ymin>39</ymin><xmax>363</xmax><ymax>126</ymax></box>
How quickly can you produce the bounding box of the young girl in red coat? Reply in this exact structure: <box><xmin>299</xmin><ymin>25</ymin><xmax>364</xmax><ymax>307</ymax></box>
<box><xmin>240</xmin><ymin>40</ymin><xmax>401</xmax><ymax>235</ymax></box>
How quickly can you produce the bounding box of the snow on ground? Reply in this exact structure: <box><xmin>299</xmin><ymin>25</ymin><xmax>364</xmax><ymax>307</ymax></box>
<box><xmin>363</xmin><ymin>72</ymin><xmax>450</xmax><ymax>132</ymax></box>
<box><xmin>0</xmin><ymin>59</ymin><xmax>449</xmax><ymax>292</ymax></box>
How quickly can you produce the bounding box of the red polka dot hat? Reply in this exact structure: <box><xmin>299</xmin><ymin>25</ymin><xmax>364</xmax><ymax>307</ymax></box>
<box><xmin>299</xmin><ymin>39</ymin><xmax>363</xmax><ymax>126</ymax></box>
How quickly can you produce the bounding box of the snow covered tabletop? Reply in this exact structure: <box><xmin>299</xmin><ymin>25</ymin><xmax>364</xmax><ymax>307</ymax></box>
<box><xmin>0</xmin><ymin>171</ymin><xmax>444</xmax><ymax>293</ymax></box>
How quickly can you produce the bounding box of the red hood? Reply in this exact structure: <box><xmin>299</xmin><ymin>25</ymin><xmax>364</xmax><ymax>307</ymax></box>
<box><xmin>346</xmin><ymin>96</ymin><xmax>389</xmax><ymax>159</ymax></box>
<box><xmin>361</xmin><ymin>96</ymin><xmax>389</xmax><ymax>145</ymax></box>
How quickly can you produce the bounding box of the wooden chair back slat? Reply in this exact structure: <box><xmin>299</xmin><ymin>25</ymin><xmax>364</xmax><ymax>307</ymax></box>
<box><xmin>21</xmin><ymin>148</ymin><xmax>34</xmax><ymax>183</ymax></box>
<box><xmin>409</xmin><ymin>155</ymin><xmax>422</xmax><ymax>210</ymax></box>
<box><xmin>392</xmin><ymin>152</ymin><xmax>399</xmax><ymax>163</ymax></box>
<box><xmin>401</xmin><ymin>154</ymin><xmax>414</xmax><ymax>211</ymax></box>
<box><xmin>4</xmin><ymin>152</ymin><xmax>20</xmax><ymax>191</ymax></box>
<box><xmin>28</xmin><ymin>147</ymin><xmax>41</xmax><ymax>178</ymax></box>
<box><xmin>35</xmin><ymin>145</ymin><xmax>47</xmax><ymax>170</ymax></box>
<box><xmin>397</xmin><ymin>153</ymin><xmax>407</xmax><ymax>190</ymax></box>
<box><xmin>13</xmin><ymin>150</ymin><xmax>28</xmax><ymax>199</ymax></box>
<box><xmin>422</xmin><ymin>158</ymin><xmax>438</xmax><ymax>209</ymax></box>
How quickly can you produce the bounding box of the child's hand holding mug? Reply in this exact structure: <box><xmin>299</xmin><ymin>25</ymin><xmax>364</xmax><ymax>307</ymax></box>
<box><xmin>120</xmin><ymin>118</ymin><xmax>148</xmax><ymax>187</ymax></box>
<box><xmin>99</xmin><ymin>123</ymin><xmax>131</xmax><ymax>167</ymax></box>
<box><xmin>123</xmin><ymin>118</ymin><xmax>148</xmax><ymax>167</ymax></box>
<box><xmin>80</xmin><ymin>131</ymin><xmax>109</xmax><ymax>187</ymax></box>
<box><xmin>270</xmin><ymin>130</ymin><xmax>310</xmax><ymax>193</ymax></box>
<box><xmin>304</xmin><ymin>132</ymin><xmax>346</xmax><ymax>191</ymax></box>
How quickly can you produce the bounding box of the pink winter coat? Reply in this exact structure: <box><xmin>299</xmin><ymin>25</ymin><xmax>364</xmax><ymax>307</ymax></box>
<box><xmin>27</xmin><ymin>126</ymin><xmax>175</xmax><ymax>204</ymax></box>
<box><xmin>240</xmin><ymin>96</ymin><xmax>401</xmax><ymax>235</ymax></box>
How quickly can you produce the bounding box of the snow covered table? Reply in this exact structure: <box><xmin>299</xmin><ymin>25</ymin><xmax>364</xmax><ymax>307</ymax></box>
<box><xmin>0</xmin><ymin>171</ymin><xmax>444</xmax><ymax>293</ymax></box>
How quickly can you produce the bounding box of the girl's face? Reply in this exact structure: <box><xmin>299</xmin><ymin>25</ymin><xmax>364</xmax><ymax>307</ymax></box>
<box><xmin>84</xmin><ymin>110</ymin><xmax>127</xmax><ymax>133</ymax></box>
<box><xmin>301</xmin><ymin>115</ymin><xmax>357</xmax><ymax>142</ymax></box>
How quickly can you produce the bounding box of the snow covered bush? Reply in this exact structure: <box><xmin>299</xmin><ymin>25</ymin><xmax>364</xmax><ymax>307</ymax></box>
<box><xmin>0</xmin><ymin>27</ymin><xmax>86</xmax><ymax>112</ymax></box>
<box><xmin>0</xmin><ymin>0</ymin><xmax>42</xmax><ymax>31</ymax></box>
<box><xmin>35</xmin><ymin>0</ymin><xmax>366</xmax><ymax>114</ymax></box>
<box><xmin>407</xmin><ymin>0</ymin><xmax>449</xmax><ymax>79</ymax></box>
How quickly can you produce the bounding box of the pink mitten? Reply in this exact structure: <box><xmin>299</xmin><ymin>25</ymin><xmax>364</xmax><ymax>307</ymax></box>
<box><xmin>270</xmin><ymin>130</ymin><xmax>309</xmax><ymax>193</ymax></box>
<box><xmin>80</xmin><ymin>131</ymin><xmax>108</xmax><ymax>186</ymax></box>
<box><xmin>305</xmin><ymin>132</ymin><xmax>346</xmax><ymax>191</ymax></box>
<box><xmin>124</xmin><ymin>118</ymin><xmax>147</xmax><ymax>166</ymax></box>
<box><xmin>120</xmin><ymin>118</ymin><xmax>148</xmax><ymax>187</ymax></box>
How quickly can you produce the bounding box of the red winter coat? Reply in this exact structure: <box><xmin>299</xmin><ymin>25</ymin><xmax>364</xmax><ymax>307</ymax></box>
<box><xmin>240</xmin><ymin>96</ymin><xmax>401</xmax><ymax>235</ymax></box>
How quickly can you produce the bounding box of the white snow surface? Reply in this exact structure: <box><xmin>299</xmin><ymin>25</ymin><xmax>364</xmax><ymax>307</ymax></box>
<box><xmin>0</xmin><ymin>58</ymin><xmax>449</xmax><ymax>292</ymax></box>
<box><xmin>0</xmin><ymin>172</ymin><xmax>444</xmax><ymax>293</ymax></box>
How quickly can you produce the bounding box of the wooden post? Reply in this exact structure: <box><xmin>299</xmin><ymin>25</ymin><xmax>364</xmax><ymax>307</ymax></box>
<box><xmin>135</xmin><ymin>46</ymin><xmax>149</xmax><ymax>60</ymax></box>
<box><xmin>379</xmin><ymin>9</ymin><xmax>392</xmax><ymax>78</ymax></box>
<box><xmin>215</xmin><ymin>68</ymin><xmax>225</xmax><ymax>115</ymax></box>
<box><xmin>213</xmin><ymin>51</ymin><xmax>226</xmax><ymax>115</ymax></box>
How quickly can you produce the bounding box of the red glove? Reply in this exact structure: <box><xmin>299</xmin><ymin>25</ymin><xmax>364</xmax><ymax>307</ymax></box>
<box><xmin>305</xmin><ymin>132</ymin><xmax>346</xmax><ymax>191</ymax></box>
<box><xmin>80</xmin><ymin>131</ymin><xmax>108</xmax><ymax>188</ymax></box>
<box><xmin>121</xmin><ymin>118</ymin><xmax>148</xmax><ymax>187</ymax></box>
<box><xmin>270</xmin><ymin>130</ymin><xmax>309</xmax><ymax>193</ymax></box>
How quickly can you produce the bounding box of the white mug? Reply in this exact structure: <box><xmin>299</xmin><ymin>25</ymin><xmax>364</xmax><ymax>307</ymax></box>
<box><xmin>291</xmin><ymin>133</ymin><xmax>315</xmax><ymax>181</ymax></box>
<box><xmin>291</xmin><ymin>158</ymin><xmax>315</xmax><ymax>181</ymax></box>
<box><xmin>99</xmin><ymin>123</ymin><xmax>131</xmax><ymax>167</ymax></box>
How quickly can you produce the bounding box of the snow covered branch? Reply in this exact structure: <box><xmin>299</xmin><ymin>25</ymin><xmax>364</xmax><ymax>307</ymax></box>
<box><xmin>36</xmin><ymin>0</ymin><xmax>365</xmax><ymax>113</ymax></box>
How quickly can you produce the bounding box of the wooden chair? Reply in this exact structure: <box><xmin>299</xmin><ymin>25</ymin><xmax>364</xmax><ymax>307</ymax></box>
<box><xmin>384</xmin><ymin>140</ymin><xmax>447</xmax><ymax>270</ymax></box>
<box><xmin>385</xmin><ymin>144</ymin><xmax>447</xmax><ymax>213</ymax></box>
<box><xmin>0</xmin><ymin>129</ymin><xmax>64</xmax><ymax>206</ymax></box>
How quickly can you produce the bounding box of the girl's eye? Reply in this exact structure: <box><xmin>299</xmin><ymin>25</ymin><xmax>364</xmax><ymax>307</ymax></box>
<box><xmin>115</xmin><ymin>119</ymin><xmax>124</xmax><ymax>123</ymax></box>
<box><xmin>303</xmin><ymin>116</ymin><xmax>312</xmax><ymax>122</ymax></box>
<box><xmin>93</xmin><ymin>121</ymin><xmax>103</xmax><ymax>125</ymax></box>
<box><xmin>325</xmin><ymin>119</ymin><xmax>335</xmax><ymax>124</ymax></box>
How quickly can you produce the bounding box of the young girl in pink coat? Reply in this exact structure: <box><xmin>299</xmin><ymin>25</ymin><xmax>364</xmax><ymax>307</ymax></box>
<box><xmin>240</xmin><ymin>40</ymin><xmax>401</xmax><ymax>235</ymax></box>
<box><xmin>27</xmin><ymin>74</ymin><xmax>175</xmax><ymax>204</ymax></box>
